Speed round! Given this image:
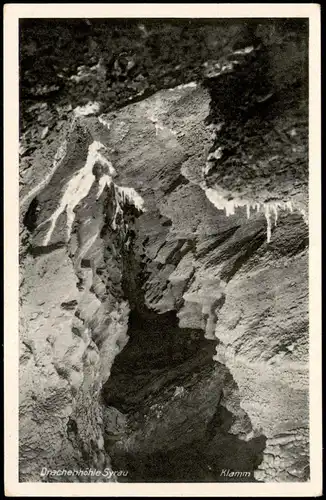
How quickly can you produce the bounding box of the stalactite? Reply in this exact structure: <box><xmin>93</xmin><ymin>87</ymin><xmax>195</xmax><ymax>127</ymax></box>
<box><xmin>264</xmin><ymin>204</ymin><xmax>272</xmax><ymax>243</ymax></box>
<box><xmin>204</xmin><ymin>187</ymin><xmax>306</xmax><ymax>243</ymax></box>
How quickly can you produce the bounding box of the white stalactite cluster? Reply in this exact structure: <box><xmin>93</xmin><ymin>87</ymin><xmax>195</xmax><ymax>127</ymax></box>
<box><xmin>204</xmin><ymin>187</ymin><xmax>304</xmax><ymax>243</ymax></box>
<box><xmin>110</xmin><ymin>186</ymin><xmax>145</xmax><ymax>231</ymax></box>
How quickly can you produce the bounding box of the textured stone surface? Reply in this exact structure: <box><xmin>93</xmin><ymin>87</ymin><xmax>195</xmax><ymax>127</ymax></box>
<box><xmin>19</xmin><ymin>19</ymin><xmax>308</xmax><ymax>483</ymax></box>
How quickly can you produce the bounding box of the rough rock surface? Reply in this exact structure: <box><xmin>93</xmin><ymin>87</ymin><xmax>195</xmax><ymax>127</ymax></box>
<box><xmin>19</xmin><ymin>19</ymin><xmax>308</xmax><ymax>483</ymax></box>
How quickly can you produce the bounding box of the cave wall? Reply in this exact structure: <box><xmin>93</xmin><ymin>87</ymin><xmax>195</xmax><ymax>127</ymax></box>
<box><xmin>19</xmin><ymin>19</ymin><xmax>309</xmax><ymax>483</ymax></box>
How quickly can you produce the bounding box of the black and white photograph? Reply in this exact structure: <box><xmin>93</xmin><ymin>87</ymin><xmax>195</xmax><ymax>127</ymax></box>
<box><xmin>4</xmin><ymin>3</ymin><xmax>322</xmax><ymax>497</ymax></box>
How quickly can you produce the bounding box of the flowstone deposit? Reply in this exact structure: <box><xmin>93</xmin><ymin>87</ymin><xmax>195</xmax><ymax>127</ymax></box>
<box><xmin>19</xmin><ymin>19</ymin><xmax>309</xmax><ymax>483</ymax></box>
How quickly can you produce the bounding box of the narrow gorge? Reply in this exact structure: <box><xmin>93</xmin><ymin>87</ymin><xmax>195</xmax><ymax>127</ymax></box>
<box><xmin>19</xmin><ymin>18</ymin><xmax>309</xmax><ymax>483</ymax></box>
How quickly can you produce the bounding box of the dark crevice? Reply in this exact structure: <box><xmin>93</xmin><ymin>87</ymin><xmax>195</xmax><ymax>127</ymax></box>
<box><xmin>205</xmin><ymin>394</ymin><xmax>233</xmax><ymax>439</ymax></box>
<box><xmin>220</xmin><ymin>229</ymin><xmax>266</xmax><ymax>282</ymax></box>
<box><xmin>29</xmin><ymin>241</ymin><xmax>66</xmax><ymax>257</ymax></box>
<box><xmin>66</xmin><ymin>417</ymin><xmax>78</xmax><ymax>444</ymax></box>
<box><xmin>61</xmin><ymin>300</ymin><xmax>78</xmax><ymax>310</ymax></box>
<box><xmin>196</xmin><ymin>225</ymin><xmax>241</xmax><ymax>258</ymax></box>
<box><xmin>163</xmin><ymin>174</ymin><xmax>190</xmax><ymax>196</ymax></box>
<box><xmin>23</xmin><ymin>197</ymin><xmax>40</xmax><ymax>232</ymax></box>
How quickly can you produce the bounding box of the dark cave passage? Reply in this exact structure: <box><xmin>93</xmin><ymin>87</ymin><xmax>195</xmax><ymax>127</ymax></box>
<box><xmin>103</xmin><ymin>308</ymin><xmax>218</xmax><ymax>413</ymax></box>
<box><xmin>102</xmin><ymin>306</ymin><xmax>266</xmax><ymax>482</ymax></box>
<box><xmin>109</xmin><ymin>433</ymin><xmax>266</xmax><ymax>483</ymax></box>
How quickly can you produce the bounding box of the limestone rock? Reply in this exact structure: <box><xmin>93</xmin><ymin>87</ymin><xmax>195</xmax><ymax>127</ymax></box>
<box><xmin>19</xmin><ymin>19</ymin><xmax>308</xmax><ymax>483</ymax></box>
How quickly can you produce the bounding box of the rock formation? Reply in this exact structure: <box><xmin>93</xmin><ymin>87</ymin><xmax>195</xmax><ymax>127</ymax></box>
<box><xmin>19</xmin><ymin>19</ymin><xmax>309</xmax><ymax>482</ymax></box>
